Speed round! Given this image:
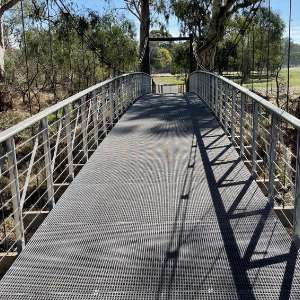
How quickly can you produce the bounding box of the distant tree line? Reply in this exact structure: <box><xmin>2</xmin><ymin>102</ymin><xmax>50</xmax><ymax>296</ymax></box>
<box><xmin>1</xmin><ymin>0</ymin><xmax>138</xmax><ymax>113</ymax></box>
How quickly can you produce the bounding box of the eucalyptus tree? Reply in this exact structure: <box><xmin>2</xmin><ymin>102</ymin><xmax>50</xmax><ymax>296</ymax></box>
<box><xmin>171</xmin><ymin>0</ymin><xmax>262</xmax><ymax>69</ymax></box>
<box><xmin>124</xmin><ymin>0</ymin><xmax>167</xmax><ymax>73</ymax></box>
<box><xmin>0</xmin><ymin>0</ymin><xmax>20</xmax><ymax>80</ymax></box>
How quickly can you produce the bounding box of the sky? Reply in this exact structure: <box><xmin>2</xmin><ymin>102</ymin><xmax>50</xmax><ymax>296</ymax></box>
<box><xmin>76</xmin><ymin>0</ymin><xmax>300</xmax><ymax>43</ymax></box>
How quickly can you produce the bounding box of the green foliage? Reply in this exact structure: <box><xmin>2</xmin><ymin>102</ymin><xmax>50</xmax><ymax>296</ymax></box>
<box><xmin>170</xmin><ymin>42</ymin><xmax>189</xmax><ymax>74</ymax></box>
<box><xmin>151</xmin><ymin>47</ymin><xmax>172</xmax><ymax>69</ymax></box>
<box><xmin>3</xmin><ymin>1</ymin><xmax>138</xmax><ymax>112</ymax></box>
<box><xmin>216</xmin><ymin>7</ymin><xmax>285</xmax><ymax>81</ymax></box>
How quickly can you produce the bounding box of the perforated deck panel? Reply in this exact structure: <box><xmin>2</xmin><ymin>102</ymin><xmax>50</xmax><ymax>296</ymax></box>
<box><xmin>1</xmin><ymin>93</ymin><xmax>300</xmax><ymax>299</ymax></box>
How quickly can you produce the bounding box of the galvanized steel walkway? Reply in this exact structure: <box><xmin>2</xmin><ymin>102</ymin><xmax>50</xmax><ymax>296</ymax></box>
<box><xmin>0</xmin><ymin>93</ymin><xmax>300</xmax><ymax>299</ymax></box>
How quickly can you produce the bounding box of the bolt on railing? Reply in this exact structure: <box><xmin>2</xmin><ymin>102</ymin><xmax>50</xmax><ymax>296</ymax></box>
<box><xmin>189</xmin><ymin>71</ymin><xmax>300</xmax><ymax>242</ymax></box>
<box><xmin>0</xmin><ymin>72</ymin><xmax>151</xmax><ymax>261</ymax></box>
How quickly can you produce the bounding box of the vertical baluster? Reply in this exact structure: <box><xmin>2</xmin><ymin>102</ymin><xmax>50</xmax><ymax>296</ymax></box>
<box><xmin>6</xmin><ymin>137</ymin><xmax>25</xmax><ymax>252</ymax></box>
<box><xmin>214</xmin><ymin>76</ymin><xmax>218</xmax><ymax>116</ymax></box>
<box><xmin>115</xmin><ymin>79</ymin><xmax>119</xmax><ymax>115</ymax></box>
<box><xmin>268</xmin><ymin>114</ymin><xmax>279</xmax><ymax>202</ymax></box>
<box><xmin>80</xmin><ymin>96</ymin><xmax>88</xmax><ymax>160</ymax></box>
<box><xmin>294</xmin><ymin>131</ymin><xmax>300</xmax><ymax>241</ymax></box>
<box><xmin>102</xmin><ymin>88</ymin><xmax>108</xmax><ymax>135</ymax></box>
<box><xmin>209</xmin><ymin>74</ymin><xmax>212</xmax><ymax>109</ymax></box>
<box><xmin>206</xmin><ymin>74</ymin><xmax>208</xmax><ymax>101</ymax></box>
<box><xmin>224</xmin><ymin>83</ymin><xmax>229</xmax><ymax>134</ymax></box>
<box><xmin>91</xmin><ymin>91</ymin><xmax>99</xmax><ymax>146</ymax></box>
<box><xmin>231</xmin><ymin>88</ymin><xmax>236</xmax><ymax>142</ymax></box>
<box><xmin>141</xmin><ymin>74</ymin><xmax>144</xmax><ymax>95</ymax></box>
<box><xmin>109</xmin><ymin>83</ymin><xmax>114</xmax><ymax>126</ymax></box>
<box><xmin>239</xmin><ymin>93</ymin><xmax>245</xmax><ymax>158</ymax></box>
<box><xmin>220</xmin><ymin>80</ymin><xmax>224</xmax><ymax>124</ymax></box>
<box><xmin>130</xmin><ymin>75</ymin><xmax>134</xmax><ymax>104</ymax></box>
<box><xmin>120</xmin><ymin>76</ymin><xmax>125</xmax><ymax>113</ymax></box>
<box><xmin>41</xmin><ymin>117</ymin><xmax>55</xmax><ymax>209</ymax></box>
<box><xmin>64</xmin><ymin>104</ymin><xmax>74</xmax><ymax>180</ymax></box>
<box><xmin>251</xmin><ymin>101</ymin><xmax>259</xmax><ymax>176</ymax></box>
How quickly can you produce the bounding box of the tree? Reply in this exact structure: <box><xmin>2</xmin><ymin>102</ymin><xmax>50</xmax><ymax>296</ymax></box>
<box><xmin>0</xmin><ymin>0</ymin><xmax>20</xmax><ymax>80</ymax></box>
<box><xmin>171</xmin><ymin>0</ymin><xmax>262</xmax><ymax>70</ymax></box>
<box><xmin>124</xmin><ymin>0</ymin><xmax>168</xmax><ymax>73</ymax></box>
<box><xmin>171</xmin><ymin>42</ymin><xmax>189</xmax><ymax>75</ymax></box>
<box><xmin>124</xmin><ymin>0</ymin><xmax>150</xmax><ymax>73</ymax></box>
<box><xmin>215</xmin><ymin>7</ymin><xmax>284</xmax><ymax>84</ymax></box>
<box><xmin>1</xmin><ymin>2</ymin><xmax>138</xmax><ymax>113</ymax></box>
<box><xmin>151</xmin><ymin>47</ymin><xmax>172</xmax><ymax>71</ymax></box>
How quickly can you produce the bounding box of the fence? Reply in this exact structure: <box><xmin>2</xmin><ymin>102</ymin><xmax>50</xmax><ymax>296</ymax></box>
<box><xmin>0</xmin><ymin>72</ymin><xmax>151</xmax><ymax>264</ymax></box>
<box><xmin>189</xmin><ymin>71</ymin><xmax>300</xmax><ymax>241</ymax></box>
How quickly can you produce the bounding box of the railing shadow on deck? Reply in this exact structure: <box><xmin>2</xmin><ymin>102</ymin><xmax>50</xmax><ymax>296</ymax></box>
<box><xmin>144</xmin><ymin>93</ymin><xmax>299</xmax><ymax>299</ymax></box>
<box><xmin>185</xmin><ymin>95</ymin><xmax>299</xmax><ymax>299</ymax></box>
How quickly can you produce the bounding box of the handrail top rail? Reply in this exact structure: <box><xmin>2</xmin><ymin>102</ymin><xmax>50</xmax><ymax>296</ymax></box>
<box><xmin>190</xmin><ymin>70</ymin><xmax>300</xmax><ymax>131</ymax></box>
<box><xmin>0</xmin><ymin>72</ymin><xmax>149</xmax><ymax>144</ymax></box>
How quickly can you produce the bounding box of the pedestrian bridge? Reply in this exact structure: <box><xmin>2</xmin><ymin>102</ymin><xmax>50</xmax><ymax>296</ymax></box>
<box><xmin>0</xmin><ymin>72</ymin><xmax>300</xmax><ymax>298</ymax></box>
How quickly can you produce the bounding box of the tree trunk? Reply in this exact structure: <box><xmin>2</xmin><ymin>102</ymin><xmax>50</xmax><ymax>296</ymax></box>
<box><xmin>197</xmin><ymin>44</ymin><xmax>217</xmax><ymax>70</ymax></box>
<box><xmin>0</xmin><ymin>1</ymin><xmax>21</xmax><ymax>81</ymax></box>
<box><xmin>140</xmin><ymin>0</ymin><xmax>150</xmax><ymax>74</ymax></box>
<box><xmin>0</xmin><ymin>18</ymin><xmax>5</xmax><ymax>81</ymax></box>
<box><xmin>195</xmin><ymin>1</ymin><xmax>227</xmax><ymax>70</ymax></box>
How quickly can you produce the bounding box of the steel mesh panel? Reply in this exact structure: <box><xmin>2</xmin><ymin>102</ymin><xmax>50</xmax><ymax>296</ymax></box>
<box><xmin>0</xmin><ymin>93</ymin><xmax>300</xmax><ymax>299</ymax></box>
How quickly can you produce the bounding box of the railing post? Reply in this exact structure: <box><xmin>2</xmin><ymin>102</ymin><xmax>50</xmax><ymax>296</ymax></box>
<box><xmin>220</xmin><ymin>80</ymin><xmax>225</xmax><ymax>125</ymax></box>
<box><xmin>209</xmin><ymin>74</ymin><xmax>213</xmax><ymax>109</ymax></box>
<box><xmin>121</xmin><ymin>77</ymin><xmax>125</xmax><ymax>112</ymax></box>
<box><xmin>92</xmin><ymin>91</ymin><xmax>99</xmax><ymax>146</ymax></box>
<box><xmin>218</xmin><ymin>79</ymin><xmax>223</xmax><ymax>121</ymax></box>
<box><xmin>214</xmin><ymin>76</ymin><xmax>218</xmax><ymax>116</ymax></box>
<box><xmin>41</xmin><ymin>117</ymin><xmax>55</xmax><ymax>209</ymax></box>
<box><xmin>6</xmin><ymin>137</ymin><xmax>25</xmax><ymax>252</ymax></box>
<box><xmin>251</xmin><ymin>101</ymin><xmax>259</xmax><ymax>176</ymax></box>
<box><xmin>293</xmin><ymin>131</ymin><xmax>300</xmax><ymax>242</ymax></box>
<box><xmin>239</xmin><ymin>93</ymin><xmax>245</xmax><ymax>158</ymax></box>
<box><xmin>268</xmin><ymin>114</ymin><xmax>279</xmax><ymax>203</ymax></box>
<box><xmin>113</xmin><ymin>80</ymin><xmax>118</xmax><ymax>120</ymax></box>
<box><xmin>130</xmin><ymin>75</ymin><xmax>134</xmax><ymax>104</ymax></box>
<box><xmin>64</xmin><ymin>104</ymin><xmax>75</xmax><ymax>180</ymax></box>
<box><xmin>102</xmin><ymin>89</ymin><xmax>108</xmax><ymax>135</ymax></box>
<box><xmin>141</xmin><ymin>74</ymin><xmax>145</xmax><ymax>95</ymax></box>
<box><xmin>204</xmin><ymin>74</ymin><xmax>209</xmax><ymax>101</ymax></box>
<box><xmin>224</xmin><ymin>83</ymin><xmax>229</xmax><ymax>134</ymax></box>
<box><xmin>231</xmin><ymin>88</ymin><xmax>236</xmax><ymax>142</ymax></box>
<box><xmin>109</xmin><ymin>83</ymin><xmax>114</xmax><ymax>126</ymax></box>
<box><xmin>80</xmin><ymin>96</ymin><xmax>88</xmax><ymax>160</ymax></box>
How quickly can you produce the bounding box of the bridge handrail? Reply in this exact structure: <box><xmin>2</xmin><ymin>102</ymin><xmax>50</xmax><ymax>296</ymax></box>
<box><xmin>0</xmin><ymin>72</ymin><xmax>149</xmax><ymax>144</ymax></box>
<box><xmin>190</xmin><ymin>70</ymin><xmax>300</xmax><ymax>131</ymax></box>
<box><xmin>189</xmin><ymin>70</ymin><xmax>300</xmax><ymax>242</ymax></box>
<box><xmin>0</xmin><ymin>72</ymin><xmax>151</xmax><ymax>265</ymax></box>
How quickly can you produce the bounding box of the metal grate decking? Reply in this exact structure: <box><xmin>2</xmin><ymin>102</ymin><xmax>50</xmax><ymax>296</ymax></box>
<box><xmin>0</xmin><ymin>93</ymin><xmax>300</xmax><ymax>299</ymax></box>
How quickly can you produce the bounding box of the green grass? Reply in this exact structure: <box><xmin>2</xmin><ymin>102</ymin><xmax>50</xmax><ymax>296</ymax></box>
<box><xmin>238</xmin><ymin>67</ymin><xmax>300</xmax><ymax>89</ymax></box>
<box><xmin>151</xmin><ymin>68</ymin><xmax>300</xmax><ymax>90</ymax></box>
<box><xmin>152</xmin><ymin>75</ymin><xmax>185</xmax><ymax>85</ymax></box>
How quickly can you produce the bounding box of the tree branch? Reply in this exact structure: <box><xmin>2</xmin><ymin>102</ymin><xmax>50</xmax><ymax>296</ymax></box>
<box><xmin>0</xmin><ymin>0</ymin><xmax>20</xmax><ymax>18</ymax></box>
<box><xmin>230</xmin><ymin>0</ymin><xmax>261</xmax><ymax>15</ymax></box>
<box><xmin>124</xmin><ymin>0</ymin><xmax>141</xmax><ymax>20</ymax></box>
